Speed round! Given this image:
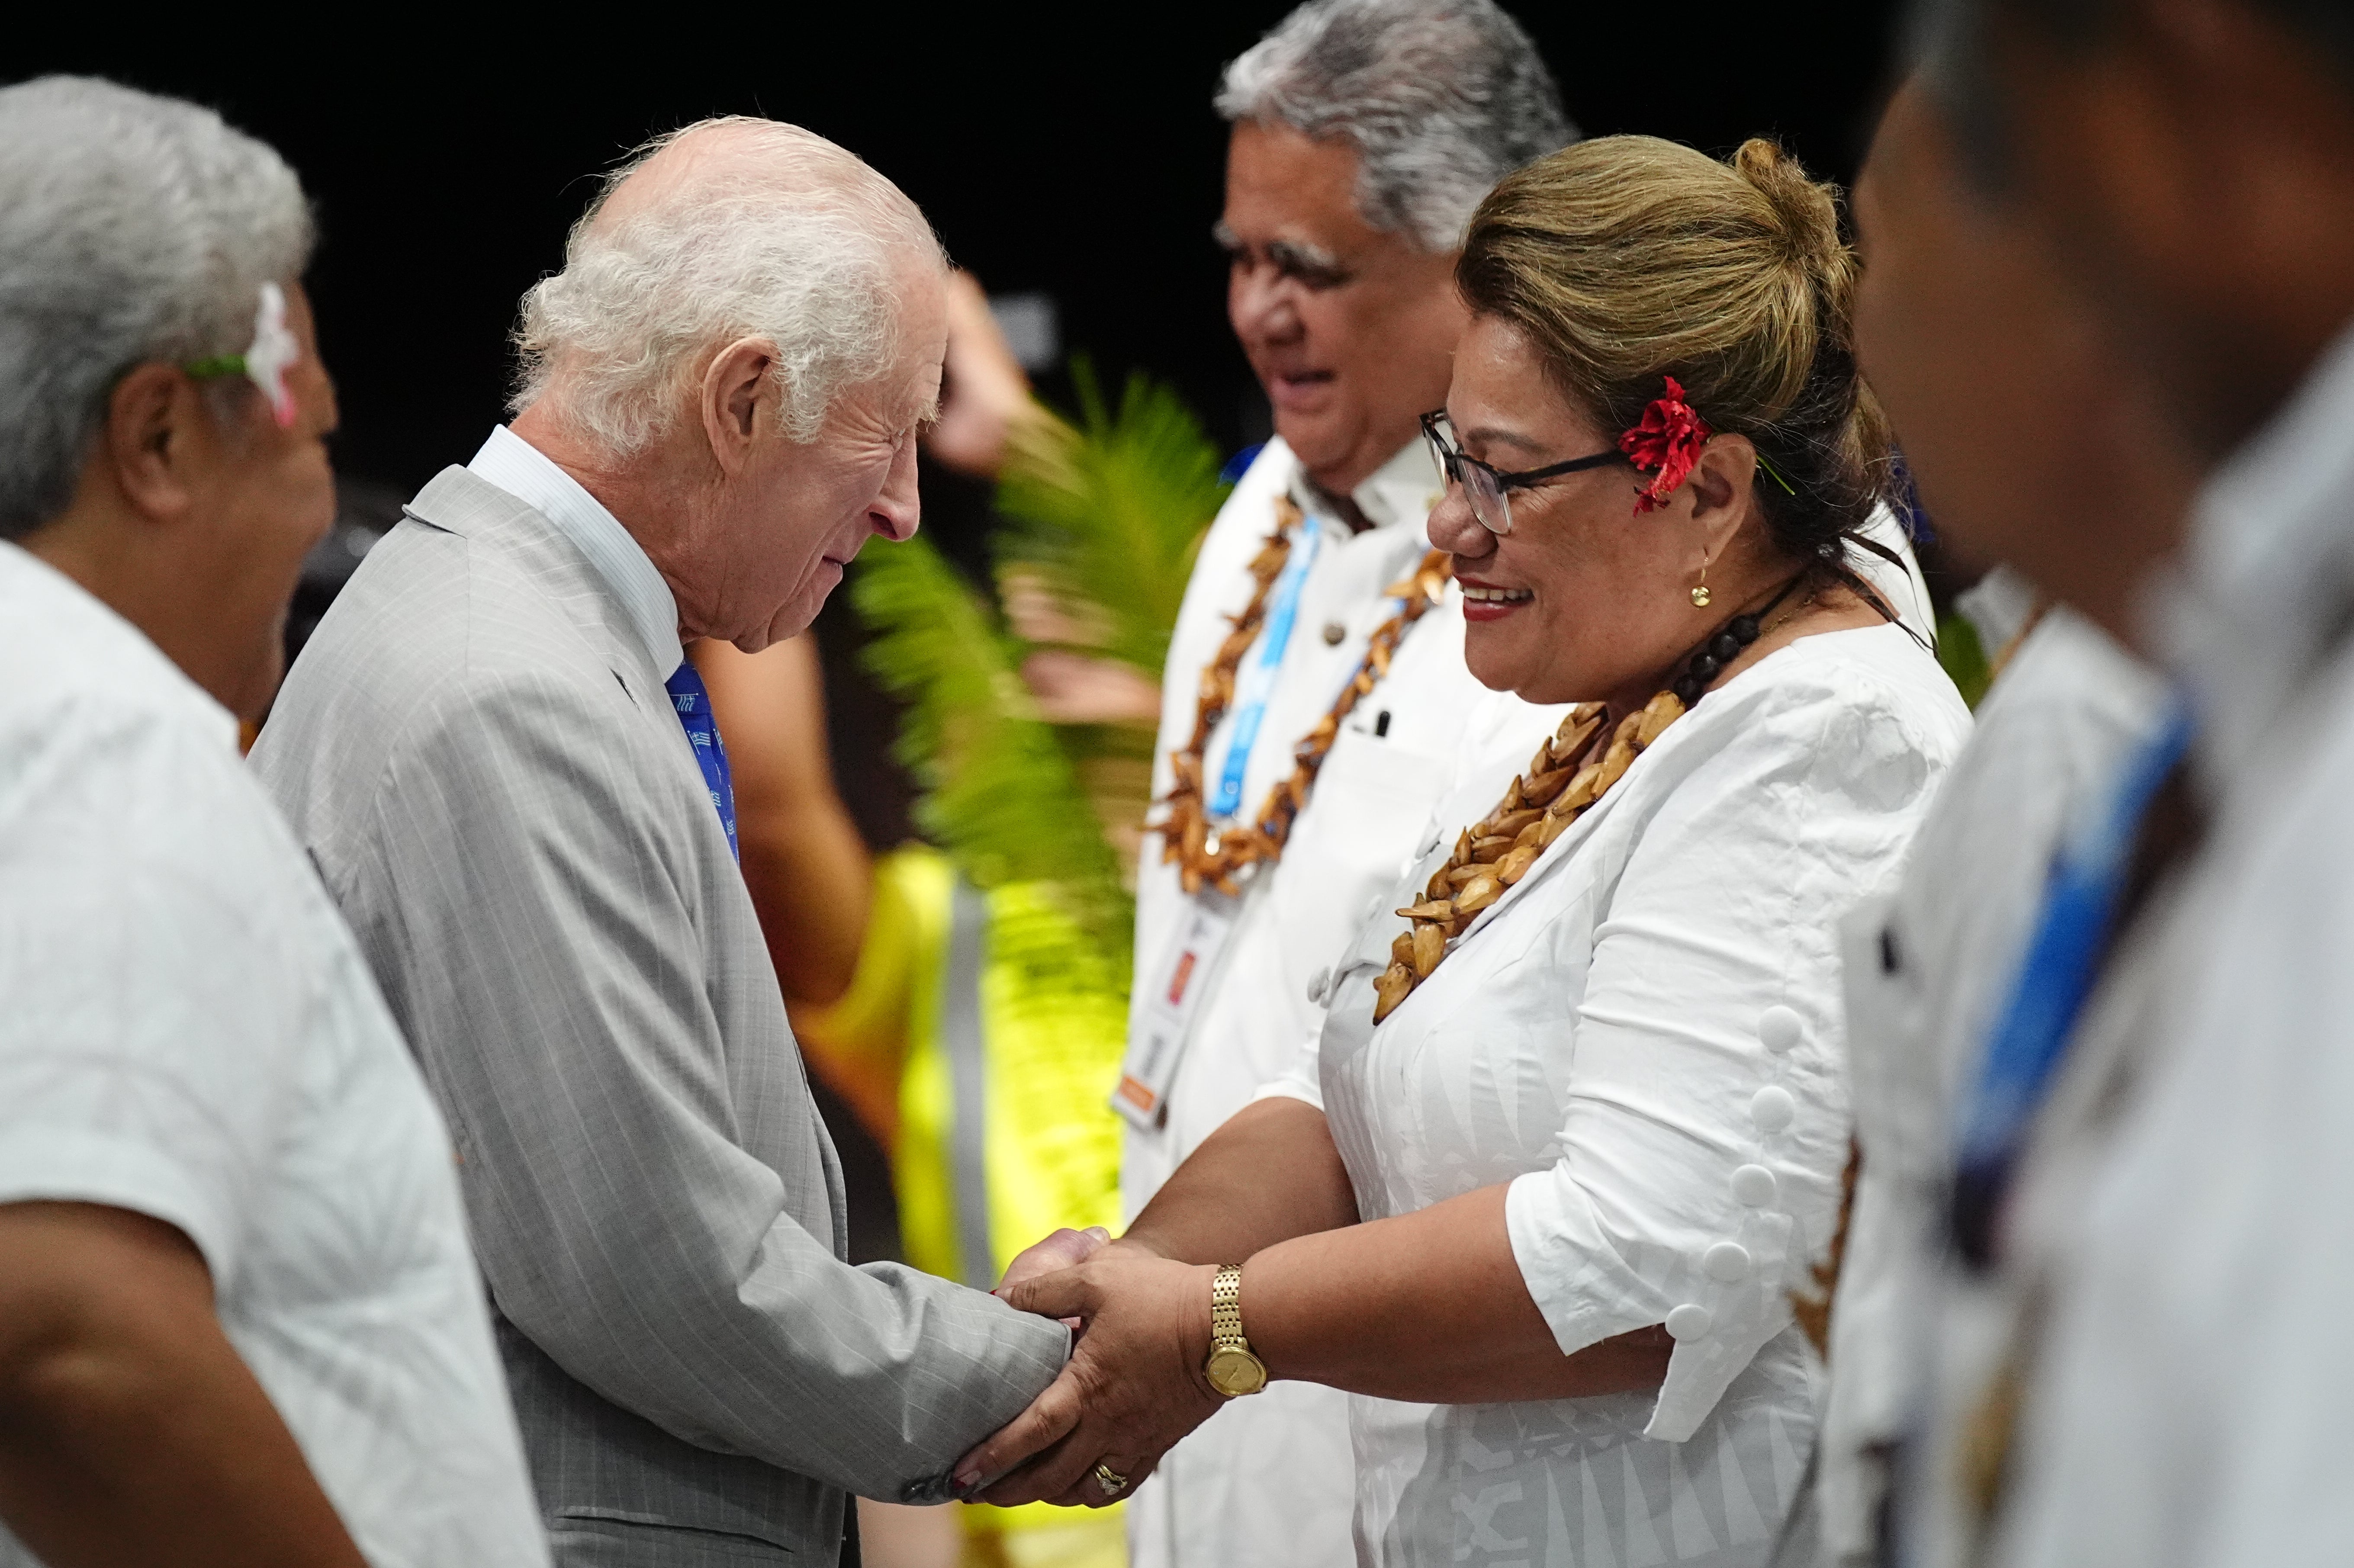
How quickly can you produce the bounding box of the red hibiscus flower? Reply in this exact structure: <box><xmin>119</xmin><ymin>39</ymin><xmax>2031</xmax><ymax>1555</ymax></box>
<box><xmin>1618</xmin><ymin>376</ymin><xmax>1711</xmax><ymax>516</ymax></box>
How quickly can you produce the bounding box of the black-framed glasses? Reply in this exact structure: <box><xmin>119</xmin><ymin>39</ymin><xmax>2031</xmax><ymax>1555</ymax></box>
<box><xmin>1420</xmin><ymin>409</ymin><xmax>1624</xmax><ymax>537</ymax></box>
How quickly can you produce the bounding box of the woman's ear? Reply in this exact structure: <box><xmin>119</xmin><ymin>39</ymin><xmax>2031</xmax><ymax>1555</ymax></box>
<box><xmin>1683</xmin><ymin>434</ymin><xmax>1759</xmax><ymax>545</ymax></box>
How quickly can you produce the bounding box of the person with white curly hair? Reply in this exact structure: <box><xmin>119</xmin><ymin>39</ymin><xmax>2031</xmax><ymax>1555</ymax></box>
<box><xmin>0</xmin><ymin>76</ymin><xmax>549</xmax><ymax>1568</ymax></box>
<box><xmin>253</xmin><ymin>117</ymin><xmax>1076</xmax><ymax>1567</ymax></box>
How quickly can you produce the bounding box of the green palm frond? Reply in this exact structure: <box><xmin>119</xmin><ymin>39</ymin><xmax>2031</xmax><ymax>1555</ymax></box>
<box><xmin>851</xmin><ymin>534</ymin><xmax>1132</xmax><ymax>964</ymax></box>
<box><xmin>852</xmin><ymin>364</ymin><xmax>1231</xmax><ymax>990</ymax></box>
<box><xmin>994</xmin><ymin>359</ymin><xmax>1231</xmax><ymax>677</ymax></box>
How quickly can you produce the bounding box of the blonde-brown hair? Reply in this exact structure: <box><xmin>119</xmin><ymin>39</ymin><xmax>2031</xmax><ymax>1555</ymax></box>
<box><xmin>1457</xmin><ymin>135</ymin><xmax>1894</xmax><ymax>568</ymax></box>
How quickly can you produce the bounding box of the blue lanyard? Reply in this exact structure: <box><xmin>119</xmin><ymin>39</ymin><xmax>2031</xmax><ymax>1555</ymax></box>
<box><xmin>1207</xmin><ymin>515</ymin><xmax>1322</xmax><ymax>819</ymax></box>
<box><xmin>1951</xmin><ymin>696</ymin><xmax>2193</xmax><ymax>1264</ymax></box>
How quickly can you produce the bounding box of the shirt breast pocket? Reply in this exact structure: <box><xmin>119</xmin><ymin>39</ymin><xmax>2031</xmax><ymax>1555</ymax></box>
<box><xmin>1274</xmin><ymin>728</ymin><xmax>1457</xmax><ymax>978</ymax></box>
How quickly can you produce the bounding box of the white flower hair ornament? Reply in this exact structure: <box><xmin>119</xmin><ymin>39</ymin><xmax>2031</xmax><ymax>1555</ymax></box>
<box><xmin>183</xmin><ymin>282</ymin><xmax>300</xmax><ymax>428</ymax></box>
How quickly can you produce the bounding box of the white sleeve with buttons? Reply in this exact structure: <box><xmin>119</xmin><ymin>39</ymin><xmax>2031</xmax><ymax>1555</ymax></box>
<box><xmin>1298</xmin><ymin>623</ymin><xmax>1970</xmax><ymax>1565</ymax></box>
<box><xmin>1491</xmin><ymin>653</ymin><xmax>1949</xmax><ymax>1443</ymax></box>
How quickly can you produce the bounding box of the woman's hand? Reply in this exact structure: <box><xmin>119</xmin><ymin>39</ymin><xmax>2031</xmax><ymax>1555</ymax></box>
<box><xmin>953</xmin><ymin>1253</ymin><xmax>1226</xmax><ymax>1507</ymax></box>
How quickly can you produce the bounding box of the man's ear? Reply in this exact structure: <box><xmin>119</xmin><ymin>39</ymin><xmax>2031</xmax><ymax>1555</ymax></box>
<box><xmin>701</xmin><ymin>337</ymin><xmax>779</xmax><ymax>476</ymax></box>
<box><xmin>102</xmin><ymin>364</ymin><xmax>207</xmax><ymax>525</ymax></box>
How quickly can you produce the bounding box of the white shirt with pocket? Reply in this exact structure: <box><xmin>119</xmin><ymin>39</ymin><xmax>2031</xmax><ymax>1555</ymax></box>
<box><xmin>0</xmin><ymin>543</ymin><xmax>549</xmax><ymax>1568</ymax></box>
<box><xmin>1122</xmin><ymin>435</ymin><xmax>1475</xmax><ymax>1568</ymax></box>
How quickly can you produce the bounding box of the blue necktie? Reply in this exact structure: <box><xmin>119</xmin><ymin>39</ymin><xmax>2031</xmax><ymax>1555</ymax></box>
<box><xmin>665</xmin><ymin>661</ymin><xmax>739</xmax><ymax>862</ymax></box>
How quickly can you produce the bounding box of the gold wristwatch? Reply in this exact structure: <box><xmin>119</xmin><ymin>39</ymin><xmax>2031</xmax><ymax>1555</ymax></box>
<box><xmin>1204</xmin><ymin>1264</ymin><xmax>1268</xmax><ymax>1397</ymax></box>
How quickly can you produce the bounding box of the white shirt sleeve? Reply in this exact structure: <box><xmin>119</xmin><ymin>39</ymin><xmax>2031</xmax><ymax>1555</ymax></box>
<box><xmin>0</xmin><ymin>704</ymin><xmax>306</xmax><ymax>1286</ymax></box>
<box><xmin>1501</xmin><ymin>678</ymin><xmax>1940</xmax><ymax>1440</ymax></box>
<box><xmin>1252</xmin><ymin>1024</ymin><xmax>1327</xmax><ymax>1113</ymax></box>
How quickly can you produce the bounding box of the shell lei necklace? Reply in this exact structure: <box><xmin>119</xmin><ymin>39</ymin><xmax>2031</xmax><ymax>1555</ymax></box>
<box><xmin>1155</xmin><ymin>495</ymin><xmax>1454</xmax><ymax>896</ymax></box>
<box><xmin>1372</xmin><ymin>575</ymin><xmax>1810</xmax><ymax>1023</ymax></box>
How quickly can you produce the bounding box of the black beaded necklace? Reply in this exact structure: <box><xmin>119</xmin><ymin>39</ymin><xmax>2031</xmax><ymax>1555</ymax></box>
<box><xmin>1668</xmin><ymin>574</ymin><xmax>1810</xmax><ymax>710</ymax></box>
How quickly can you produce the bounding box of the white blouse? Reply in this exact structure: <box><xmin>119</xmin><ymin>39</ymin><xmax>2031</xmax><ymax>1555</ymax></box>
<box><xmin>1125</xmin><ymin>443</ymin><xmax>1938</xmax><ymax>1568</ymax></box>
<box><xmin>1269</xmin><ymin>623</ymin><xmax>1970</xmax><ymax>1567</ymax></box>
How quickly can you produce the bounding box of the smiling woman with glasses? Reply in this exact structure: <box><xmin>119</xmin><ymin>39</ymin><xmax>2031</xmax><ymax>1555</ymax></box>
<box><xmin>957</xmin><ymin>133</ymin><xmax>1967</xmax><ymax>1568</ymax></box>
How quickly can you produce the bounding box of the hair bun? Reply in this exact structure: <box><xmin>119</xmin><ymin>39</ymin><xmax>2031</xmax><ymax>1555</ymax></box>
<box><xmin>1732</xmin><ymin>138</ymin><xmax>1846</xmax><ymax>282</ymax></box>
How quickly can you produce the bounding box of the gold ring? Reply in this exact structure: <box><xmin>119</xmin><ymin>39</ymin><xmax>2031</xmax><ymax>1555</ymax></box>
<box><xmin>1091</xmin><ymin>1462</ymin><xmax>1129</xmax><ymax>1498</ymax></box>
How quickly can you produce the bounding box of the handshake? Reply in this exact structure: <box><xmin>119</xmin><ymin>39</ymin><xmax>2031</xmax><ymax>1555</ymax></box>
<box><xmin>950</xmin><ymin>1227</ymin><xmax>1238</xmax><ymax>1508</ymax></box>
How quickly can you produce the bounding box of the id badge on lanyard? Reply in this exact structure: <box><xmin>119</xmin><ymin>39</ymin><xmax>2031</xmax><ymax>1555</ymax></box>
<box><xmin>1114</xmin><ymin>506</ymin><xmax>1318</xmax><ymax>1132</ymax></box>
<box><xmin>1112</xmin><ymin>893</ymin><xmax>1240</xmax><ymax>1130</ymax></box>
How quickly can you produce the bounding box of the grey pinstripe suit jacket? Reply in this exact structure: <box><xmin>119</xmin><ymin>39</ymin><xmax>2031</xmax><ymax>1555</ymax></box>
<box><xmin>254</xmin><ymin>466</ymin><xmax>1068</xmax><ymax>1565</ymax></box>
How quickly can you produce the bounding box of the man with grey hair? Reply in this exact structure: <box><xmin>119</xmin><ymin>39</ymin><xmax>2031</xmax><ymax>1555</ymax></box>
<box><xmin>0</xmin><ymin>76</ymin><xmax>548</xmax><ymax>1567</ymax></box>
<box><xmin>1212</xmin><ymin>0</ymin><xmax>1572</xmax><ymax>498</ymax></box>
<box><xmin>253</xmin><ymin>117</ymin><xmax>1071</xmax><ymax>1566</ymax></box>
<box><xmin>1092</xmin><ymin>6</ymin><xmax>1574</xmax><ymax>1567</ymax></box>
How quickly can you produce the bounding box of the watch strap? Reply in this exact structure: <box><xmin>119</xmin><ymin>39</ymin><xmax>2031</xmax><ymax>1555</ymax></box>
<box><xmin>1212</xmin><ymin>1263</ymin><xmax>1248</xmax><ymax>1350</ymax></box>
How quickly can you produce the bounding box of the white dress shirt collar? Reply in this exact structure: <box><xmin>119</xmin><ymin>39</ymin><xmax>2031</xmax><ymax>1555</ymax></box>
<box><xmin>1287</xmin><ymin>437</ymin><xmax>1446</xmax><ymax>535</ymax></box>
<box><xmin>2156</xmin><ymin>320</ymin><xmax>2354</xmax><ymax>784</ymax></box>
<box><xmin>467</xmin><ymin>425</ymin><xmax>684</xmax><ymax>680</ymax></box>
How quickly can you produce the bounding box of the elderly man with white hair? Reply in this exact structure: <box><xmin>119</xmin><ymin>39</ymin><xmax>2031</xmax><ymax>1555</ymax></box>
<box><xmin>1097</xmin><ymin>6</ymin><xmax>1573</xmax><ymax>1567</ymax></box>
<box><xmin>254</xmin><ymin>118</ymin><xmax>1070</xmax><ymax>1567</ymax></box>
<box><xmin>0</xmin><ymin>77</ymin><xmax>548</xmax><ymax>1568</ymax></box>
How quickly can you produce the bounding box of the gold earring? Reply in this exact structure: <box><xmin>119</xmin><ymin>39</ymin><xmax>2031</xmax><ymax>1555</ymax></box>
<box><xmin>1691</xmin><ymin>557</ymin><xmax>1712</xmax><ymax>608</ymax></box>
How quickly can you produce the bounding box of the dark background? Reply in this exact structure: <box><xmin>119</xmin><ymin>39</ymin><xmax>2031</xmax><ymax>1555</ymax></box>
<box><xmin>19</xmin><ymin>3</ymin><xmax>1908</xmax><ymax>495</ymax></box>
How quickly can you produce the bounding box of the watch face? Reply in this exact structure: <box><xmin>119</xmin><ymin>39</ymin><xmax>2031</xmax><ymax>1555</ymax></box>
<box><xmin>1206</xmin><ymin>1346</ymin><xmax>1269</xmax><ymax>1397</ymax></box>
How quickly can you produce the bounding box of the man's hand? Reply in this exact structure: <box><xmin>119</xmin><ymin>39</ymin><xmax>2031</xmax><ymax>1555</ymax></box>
<box><xmin>0</xmin><ymin>1201</ymin><xmax>369</xmax><ymax>1568</ymax></box>
<box><xmin>994</xmin><ymin>1226</ymin><xmax>1110</xmax><ymax>1299</ymax></box>
<box><xmin>953</xmin><ymin>1252</ymin><xmax>1228</xmax><ymax>1508</ymax></box>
